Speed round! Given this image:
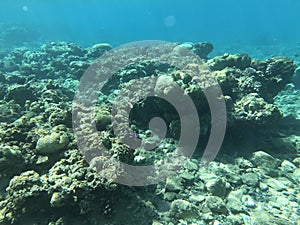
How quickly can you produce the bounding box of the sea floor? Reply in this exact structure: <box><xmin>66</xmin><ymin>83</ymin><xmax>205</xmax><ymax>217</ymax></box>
<box><xmin>0</xmin><ymin>40</ymin><xmax>299</xmax><ymax>225</ymax></box>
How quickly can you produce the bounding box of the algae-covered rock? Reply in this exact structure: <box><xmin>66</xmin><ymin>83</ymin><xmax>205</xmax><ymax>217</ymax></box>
<box><xmin>280</xmin><ymin>160</ymin><xmax>297</xmax><ymax>173</ymax></box>
<box><xmin>36</xmin><ymin>132</ymin><xmax>69</xmax><ymax>154</ymax></box>
<box><xmin>233</xmin><ymin>93</ymin><xmax>282</xmax><ymax>125</ymax></box>
<box><xmin>227</xmin><ymin>214</ymin><xmax>245</xmax><ymax>225</ymax></box>
<box><xmin>7</xmin><ymin>170</ymin><xmax>41</xmax><ymax>193</ymax></box>
<box><xmin>226</xmin><ymin>196</ymin><xmax>246</xmax><ymax>214</ymax></box>
<box><xmin>69</xmin><ymin>60</ymin><xmax>90</xmax><ymax>79</ymax></box>
<box><xmin>205</xmin><ymin>196</ymin><xmax>228</xmax><ymax>214</ymax></box>
<box><xmin>50</xmin><ymin>192</ymin><xmax>68</xmax><ymax>208</ymax></box>
<box><xmin>191</xmin><ymin>42</ymin><xmax>214</xmax><ymax>59</ymax></box>
<box><xmin>0</xmin><ymin>149</ymin><xmax>121</xmax><ymax>225</ymax></box>
<box><xmin>165</xmin><ymin>175</ymin><xmax>184</xmax><ymax>192</ymax></box>
<box><xmin>265</xmin><ymin>177</ymin><xmax>287</xmax><ymax>191</ymax></box>
<box><xmin>41</xmin><ymin>42</ymin><xmax>86</xmax><ymax>57</ymax></box>
<box><xmin>95</xmin><ymin>108</ymin><xmax>112</xmax><ymax>131</ymax></box>
<box><xmin>0</xmin><ymin>170</ymin><xmax>44</xmax><ymax>224</ymax></box>
<box><xmin>252</xmin><ymin>210</ymin><xmax>294</xmax><ymax>225</ymax></box>
<box><xmin>205</xmin><ymin>178</ymin><xmax>227</xmax><ymax>198</ymax></box>
<box><xmin>250</xmin><ymin>151</ymin><xmax>280</xmax><ymax>169</ymax></box>
<box><xmin>0</xmin><ymin>101</ymin><xmax>22</xmax><ymax>123</ymax></box>
<box><xmin>4</xmin><ymin>85</ymin><xmax>37</xmax><ymax>106</ymax></box>
<box><xmin>242</xmin><ymin>195</ymin><xmax>257</xmax><ymax>208</ymax></box>
<box><xmin>169</xmin><ymin>199</ymin><xmax>199</xmax><ymax>219</ymax></box>
<box><xmin>173</xmin><ymin>42</ymin><xmax>213</xmax><ymax>59</ymax></box>
<box><xmin>241</xmin><ymin>172</ymin><xmax>259</xmax><ymax>187</ymax></box>
<box><xmin>208</xmin><ymin>53</ymin><xmax>252</xmax><ymax>70</ymax></box>
<box><xmin>0</xmin><ymin>144</ymin><xmax>25</xmax><ymax>178</ymax></box>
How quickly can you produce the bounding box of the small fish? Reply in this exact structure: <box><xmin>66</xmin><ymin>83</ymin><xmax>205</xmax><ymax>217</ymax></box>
<box><xmin>125</xmin><ymin>132</ymin><xmax>142</xmax><ymax>140</ymax></box>
<box><xmin>123</xmin><ymin>132</ymin><xmax>142</xmax><ymax>149</ymax></box>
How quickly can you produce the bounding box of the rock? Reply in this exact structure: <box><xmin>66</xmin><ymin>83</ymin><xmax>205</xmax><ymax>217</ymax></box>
<box><xmin>250</xmin><ymin>151</ymin><xmax>280</xmax><ymax>169</ymax></box>
<box><xmin>225</xmin><ymin>171</ymin><xmax>242</xmax><ymax>186</ymax></box>
<box><xmin>48</xmin><ymin>217</ymin><xmax>65</xmax><ymax>225</ymax></box>
<box><xmin>173</xmin><ymin>43</ymin><xmax>193</xmax><ymax>55</ymax></box>
<box><xmin>279</xmin><ymin>160</ymin><xmax>297</xmax><ymax>173</ymax></box>
<box><xmin>36</xmin><ymin>132</ymin><xmax>69</xmax><ymax>155</ymax></box>
<box><xmin>69</xmin><ymin>60</ymin><xmax>89</xmax><ymax>70</ymax></box>
<box><xmin>259</xmin><ymin>182</ymin><xmax>268</xmax><ymax>191</ymax></box>
<box><xmin>205</xmin><ymin>178</ymin><xmax>227</xmax><ymax>198</ymax></box>
<box><xmin>165</xmin><ymin>176</ymin><xmax>184</xmax><ymax>192</ymax></box>
<box><xmin>42</xmin><ymin>42</ymin><xmax>86</xmax><ymax>57</ymax></box>
<box><xmin>226</xmin><ymin>197</ymin><xmax>246</xmax><ymax>213</ymax></box>
<box><xmin>292</xmin><ymin>157</ymin><xmax>300</xmax><ymax>167</ymax></box>
<box><xmin>5</xmin><ymin>85</ymin><xmax>37</xmax><ymax>106</ymax></box>
<box><xmin>227</xmin><ymin>215</ymin><xmax>244</xmax><ymax>225</ymax></box>
<box><xmin>252</xmin><ymin>211</ymin><xmax>294</xmax><ymax>225</ymax></box>
<box><xmin>69</xmin><ymin>60</ymin><xmax>90</xmax><ymax>78</ymax></box>
<box><xmin>169</xmin><ymin>199</ymin><xmax>199</xmax><ymax>219</ymax></box>
<box><xmin>227</xmin><ymin>189</ymin><xmax>243</xmax><ymax>199</ymax></box>
<box><xmin>0</xmin><ymin>210</ymin><xmax>4</xmax><ymax>224</ymax></box>
<box><xmin>212</xmin><ymin>220</ymin><xmax>222</xmax><ymax>225</ymax></box>
<box><xmin>233</xmin><ymin>93</ymin><xmax>281</xmax><ymax>126</ymax></box>
<box><xmin>226</xmin><ymin>189</ymin><xmax>247</xmax><ymax>213</ymax></box>
<box><xmin>152</xmin><ymin>221</ymin><xmax>164</xmax><ymax>225</ymax></box>
<box><xmin>95</xmin><ymin>108</ymin><xmax>112</xmax><ymax>131</ymax></box>
<box><xmin>191</xmin><ymin>42</ymin><xmax>214</xmax><ymax>59</ymax></box>
<box><xmin>50</xmin><ymin>192</ymin><xmax>67</xmax><ymax>208</ymax></box>
<box><xmin>0</xmin><ymin>145</ymin><xmax>25</xmax><ymax>178</ymax></box>
<box><xmin>7</xmin><ymin>170</ymin><xmax>41</xmax><ymax>193</ymax></box>
<box><xmin>36</xmin><ymin>155</ymin><xmax>49</xmax><ymax>165</ymax></box>
<box><xmin>86</xmin><ymin>43</ymin><xmax>112</xmax><ymax>58</ymax></box>
<box><xmin>5</xmin><ymin>71</ymin><xmax>26</xmax><ymax>84</ymax></box>
<box><xmin>227</xmin><ymin>215</ymin><xmax>246</xmax><ymax>225</ymax></box>
<box><xmin>179</xmin><ymin>171</ymin><xmax>195</xmax><ymax>183</ymax></box>
<box><xmin>265</xmin><ymin>178</ymin><xmax>287</xmax><ymax>191</ymax></box>
<box><xmin>208</xmin><ymin>53</ymin><xmax>251</xmax><ymax>71</ymax></box>
<box><xmin>235</xmin><ymin>157</ymin><xmax>254</xmax><ymax>169</ymax></box>
<box><xmin>293</xmin><ymin>168</ymin><xmax>300</xmax><ymax>183</ymax></box>
<box><xmin>174</xmin><ymin>42</ymin><xmax>213</xmax><ymax>59</ymax></box>
<box><xmin>241</xmin><ymin>195</ymin><xmax>257</xmax><ymax>208</ymax></box>
<box><xmin>189</xmin><ymin>195</ymin><xmax>205</xmax><ymax>204</ymax></box>
<box><xmin>154</xmin><ymin>75</ymin><xmax>178</xmax><ymax>96</ymax></box>
<box><xmin>241</xmin><ymin>172</ymin><xmax>259</xmax><ymax>187</ymax></box>
<box><xmin>205</xmin><ymin>196</ymin><xmax>228</xmax><ymax>214</ymax></box>
<box><xmin>163</xmin><ymin>192</ymin><xmax>177</xmax><ymax>201</ymax></box>
<box><xmin>264</xmin><ymin>57</ymin><xmax>296</xmax><ymax>82</ymax></box>
<box><xmin>183</xmin><ymin>159</ymin><xmax>199</xmax><ymax>171</ymax></box>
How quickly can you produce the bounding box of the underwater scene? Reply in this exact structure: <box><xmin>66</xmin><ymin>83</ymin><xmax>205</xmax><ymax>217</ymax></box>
<box><xmin>0</xmin><ymin>0</ymin><xmax>300</xmax><ymax>225</ymax></box>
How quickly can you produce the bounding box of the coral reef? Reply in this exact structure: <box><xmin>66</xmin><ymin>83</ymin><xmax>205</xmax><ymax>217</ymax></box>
<box><xmin>0</xmin><ymin>41</ymin><xmax>299</xmax><ymax>224</ymax></box>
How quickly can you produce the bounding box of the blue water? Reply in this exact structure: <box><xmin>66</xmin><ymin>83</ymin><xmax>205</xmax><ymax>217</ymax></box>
<box><xmin>1</xmin><ymin>0</ymin><xmax>300</xmax><ymax>49</ymax></box>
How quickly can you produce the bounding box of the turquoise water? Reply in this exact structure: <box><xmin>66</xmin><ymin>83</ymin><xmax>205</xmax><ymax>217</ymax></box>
<box><xmin>1</xmin><ymin>0</ymin><xmax>300</xmax><ymax>47</ymax></box>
